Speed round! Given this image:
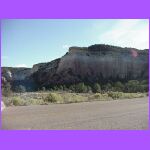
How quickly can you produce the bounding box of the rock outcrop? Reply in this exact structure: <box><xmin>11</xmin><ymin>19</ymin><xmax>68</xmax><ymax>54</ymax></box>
<box><xmin>2</xmin><ymin>67</ymin><xmax>31</xmax><ymax>81</ymax></box>
<box><xmin>2</xmin><ymin>44</ymin><xmax>148</xmax><ymax>90</ymax></box>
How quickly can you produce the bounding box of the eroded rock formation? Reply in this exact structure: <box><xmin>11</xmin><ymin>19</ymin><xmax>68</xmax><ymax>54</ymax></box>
<box><xmin>2</xmin><ymin>44</ymin><xmax>148</xmax><ymax>90</ymax></box>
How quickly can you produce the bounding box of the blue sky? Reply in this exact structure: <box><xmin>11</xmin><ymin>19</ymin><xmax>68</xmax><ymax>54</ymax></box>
<box><xmin>1</xmin><ymin>19</ymin><xmax>149</xmax><ymax>68</ymax></box>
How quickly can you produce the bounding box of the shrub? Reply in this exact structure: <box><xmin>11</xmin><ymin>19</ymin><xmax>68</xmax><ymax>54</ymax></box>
<box><xmin>87</xmin><ymin>85</ymin><xmax>92</xmax><ymax>93</ymax></box>
<box><xmin>12</xmin><ymin>97</ymin><xmax>26</xmax><ymax>106</ymax></box>
<box><xmin>92</xmin><ymin>83</ymin><xmax>101</xmax><ymax>93</ymax></box>
<box><xmin>59</xmin><ymin>85</ymin><xmax>64</xmax><ymax>91</ymax></box>
<box><xmin>44</xmin><ymin>93</ymin><xmax>63</xmax><ymax>103</ymax></box>
<box><xmin>94</xmin><ymin>93</ymin><xmax>102</xmax><ymax>99</ymax></box>
<box><xmin>138</xmin><ymin>84</ymin><xmax>148</xmax><ymax>92</ymax></box>
<box><xmin>63</xmin><ymin>85</ymin><xmax>68</xmax><ymax>91</ymax></box>
<box><xmin>14</xmin><ymin>85</ymin><xmax>26</xmax><ymax>93</ymax></box>
<box><xmin>69</xmin><ymin>84</ymin><xmax>76</xmax><ymax>92</ymax></box>
<box><xmin>140</xmin><ymin>80</ymin><xmax>148</xmax><ymax>85</ymax></box>
<box><xmin>75</xmin><ymin>83</ymin><xmax>87</xmax><ymax>93</ymax></box>
<box><xmin>63</xmin><ymin>93</ymin><xmax>87</xmax><ymax>103</ymax></box>
<box><xmin>27</xmin><ymin>98</ymin><xmax>47</xmax><ymax>105</ymax></box>
<box><xmin>53</xmin><ymin>86</ymin><xmax>59</xmax><ymax>91</ymax></box>
<box><xmin>42</xmin><ymin>87</ymin><xmax>46</xmax><ymax>91</ymax></box>
<box><xmin>114</xmin><ymin>81</ymin><xmax>124</xmax><ymax>92</ymax></box>
<box><xmin>125</xmin><ymin>80</ymin><xmax>140</xmax><ymax>92</ymax></box>
<box><xmin>108</xmin><ymin>92</ymin><xmax>123</xmax><ymax>99</ymax></box>
<box><xmin>93</xmin><ymin>93</ymin><xmax>103</xmax><ymax>99</ymax></box>
<box><xmin>90</xmin><ymin>93</ymin><xmax>111</xmax><ymax>101</ymax></box>
<box><xmin>103</xmin><ymin>83</ymin><xmax>112</xmax><ymax>92</ymax></box>
<box><xmin>120</xmin><ymin>93</ymin><xmax>146</xmax><ymax>99</ymax></box>
<box><xmin>2</xmin><ymin>82</ymin><xmax>12</xmax><ymax>97</ymax></box>
<box><xmin>107</xmin><ymin>92</ymin><xmax>146</xmax><ymax>100</ymax></box>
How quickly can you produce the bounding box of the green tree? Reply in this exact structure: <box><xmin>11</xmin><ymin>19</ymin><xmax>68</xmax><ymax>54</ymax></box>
<box><xmin>114</xmin><ymin>81</ymin><xmax>124</xmax><ymax>92</ymax></box>
<box><xmin>125</xmin><ymin>80</ymin><xmax>139</xmax><ymax>92</ymax></box>
<box><xmin>140</xmin><ymin>80</ymin><xmax>148</xmax><ymax>85</ymax></box>
<box><xmin>138</xmin><ymin>84</ymin><xmax>148</xmax><ymax>92</ymax></box>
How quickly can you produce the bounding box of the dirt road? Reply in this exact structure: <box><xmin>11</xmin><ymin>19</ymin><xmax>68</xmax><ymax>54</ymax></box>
<box><xmin>1</xmin><ymin>97</ymin><xmax>149</xmax><ymax>130</ymax></box>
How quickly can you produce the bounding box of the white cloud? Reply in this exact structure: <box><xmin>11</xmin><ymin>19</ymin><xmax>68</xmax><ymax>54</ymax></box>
<box><xmin>98</xmin><ymin>19</ymin><xmax>149</xmax><ymax>49</ymax></box>
<box><xmin>62</xmin><ymin>44</ymin><xmax>70</xmax><ymax>50</ymax></box>
<box><xmin>15</xmin><ymin>64</ymin><xmax>27</xmax><ymax>68</ymax></box>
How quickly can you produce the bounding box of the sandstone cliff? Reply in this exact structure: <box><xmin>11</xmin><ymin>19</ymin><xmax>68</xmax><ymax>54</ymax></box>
<box><xmin>32</xmin><ymin>44</ymin><xmax>148</xmax><ymax>87</ymax></box>
<box><xmin>2</xmin><ymin>44</ymin><xmax>148</xmax><ymax>90</ymax></box>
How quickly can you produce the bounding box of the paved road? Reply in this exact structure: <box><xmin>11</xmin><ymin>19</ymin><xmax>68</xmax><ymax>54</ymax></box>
<box><xmin>1</xmin><ymin>97</ymin><xmax>149</xmax><ymax>130</ymax></box>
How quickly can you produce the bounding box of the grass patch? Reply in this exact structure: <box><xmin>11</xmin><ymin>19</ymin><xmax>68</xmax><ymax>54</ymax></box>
<box><xmin>107</xmin><ymin>92</ymin><xmax>146</xmax><ymax>100</ymax></box>
<box><xmin>62</xmin><ymin>93</ymin><xmax>87</xmax><ymax>103</ymax></box>
<box><xmin>12</xmin><ymin>97</ymin><xmax>26</xmax><ymax>106</ymax></box>
<box><xmin>44</xmin><ymin>93</ymin><xmax>63</xmax><ymax>103</ymax></box>
<box><xmin>44</xmin><ymin>93</ymin><xmax>88</xmax><ymax>104</ymax></box>
<box><xmin>2</xmin><ymin>91</ymin><xmax>147</xmax><ymax>106</ymax></box>
<box><xmin>26</xmin><ymin>98</ymin><xmax>47</xmax><ymax>105</ymax></box>
<box><xmin>108</xmin><ymin>92</ymin><xmax>123</xmax><ymax>100</ymax></box>
<box><xmin>90</xmin><ymin>93</ymin><xmax>112</xmax><ymax>101</ymax></box>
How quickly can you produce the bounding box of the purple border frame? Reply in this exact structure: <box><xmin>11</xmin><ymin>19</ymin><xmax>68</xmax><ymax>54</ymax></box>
<box><xmin>0</xmin><ymin>0</ymin><xmax>150</xmax><ymax>149</ymax></box>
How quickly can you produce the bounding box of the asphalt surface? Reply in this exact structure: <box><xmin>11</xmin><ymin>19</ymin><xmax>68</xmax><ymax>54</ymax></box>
<box><xmin>1</xmin><ymin>97</ymin><xmax>149</xmax><ymax>130</ymax></box>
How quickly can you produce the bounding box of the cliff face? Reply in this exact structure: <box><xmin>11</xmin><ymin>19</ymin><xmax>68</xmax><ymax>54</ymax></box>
<box><xmin>33</xmin><ymin>45</ymin><xmax>148</xmax><ymax>87</ymax></box>
<box><xmin>2</xmin><ymin>44</ymin><xmax>148</xmax><ymax>90</ymax></box>
<box><xmin>2</xmin><ymin>67</ymin><xmax>31</xmax><ymax>81</ymax></box>
<box><xmin>1</xmin><ymin>67</ymin><xmax>34</xmax><ymax>90</ymax></box>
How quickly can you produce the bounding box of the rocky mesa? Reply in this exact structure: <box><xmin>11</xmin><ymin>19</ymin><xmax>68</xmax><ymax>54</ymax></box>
<box><xmin>2</xmin><ymin>44</ymin><xmax>148</xmax><ymax>90</ymax></box>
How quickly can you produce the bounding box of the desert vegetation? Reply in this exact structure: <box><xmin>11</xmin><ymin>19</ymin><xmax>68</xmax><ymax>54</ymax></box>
<box><xmin>38</xmin><ymin>80</ymin><xmax>148</xmax><ymax>93</ymax></box>
<box><xmin>2</xmin><ymin>91</ymin><xmax>147</xmax><ymax>106</ymax></box>
<box><xmin>2</xmin><ymin>80</ymin><xmax>148</xmax><ymax>106</ymax></box>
